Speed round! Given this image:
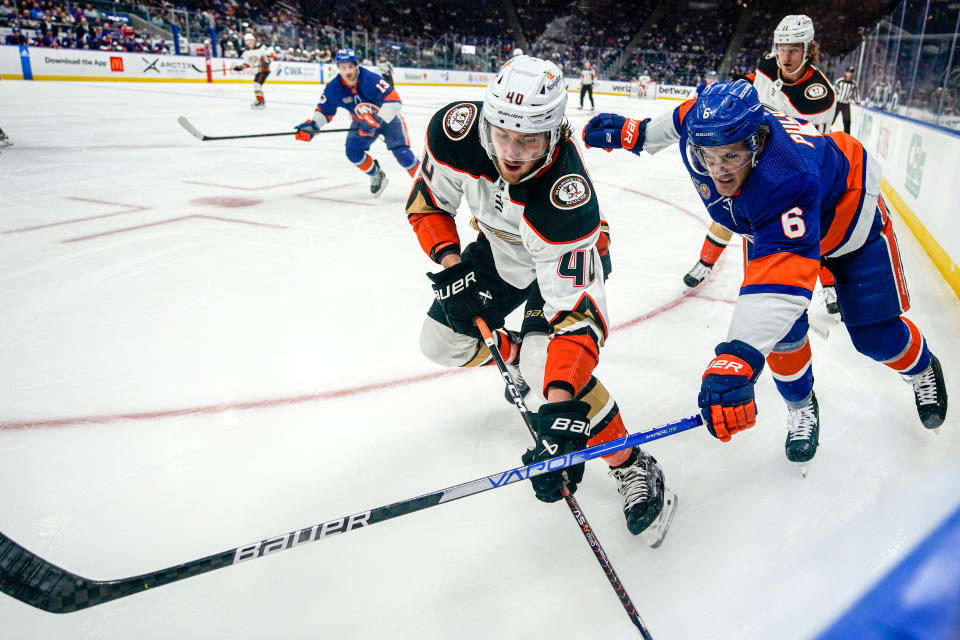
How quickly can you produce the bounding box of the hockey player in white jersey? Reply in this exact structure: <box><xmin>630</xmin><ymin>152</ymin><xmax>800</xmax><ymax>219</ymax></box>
<box><xmin>234</xmin><ymin>32</ymin><xmax>275</xmax><ymax>109</ymax></box>
<box><xmin>406</xmin><ymin>56</ymin><xmax>677</xmax><ymax>544</ymax></box>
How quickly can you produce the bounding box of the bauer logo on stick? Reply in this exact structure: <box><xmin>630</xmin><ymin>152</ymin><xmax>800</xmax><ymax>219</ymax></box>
<box><xmin>443</xmin><ymin>103</ymin><xmax>478</xmax><ymax>140</ymax></box>
<box><xmin>551</xmin><ymin>175</ymin><xmax>591</xmax><ymax>209</ymax></box>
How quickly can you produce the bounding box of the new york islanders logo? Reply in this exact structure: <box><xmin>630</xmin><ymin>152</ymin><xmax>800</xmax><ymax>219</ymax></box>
<box><xmin>691</xmin><ymin>176</ymin><xmax>711</xmax><ymax>200</ymax></box>
<box><xmin>443</xmin><ymin>103</ymin><xmax>477</xmax><ymax>140</ymax></box>
<box><xmin>551</xmin><ymin>175</ymin><xmax>591</xmax><ymax>209</ymax></box>
<box><xmin>354</xmin><ymin>102</ymin><xmax>380</xmax><ymax>117</ymax></box>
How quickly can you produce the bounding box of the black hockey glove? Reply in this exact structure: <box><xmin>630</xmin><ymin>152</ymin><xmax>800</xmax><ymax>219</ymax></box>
<box><xmin>427</xmin><ymin>261</ymin><xmax>503</xmax><ymax>335</ymax></box>
<box><xmin>521</xmin><ymin>400</ymin><xmax>593</xmax><ymax>503</ymax></box>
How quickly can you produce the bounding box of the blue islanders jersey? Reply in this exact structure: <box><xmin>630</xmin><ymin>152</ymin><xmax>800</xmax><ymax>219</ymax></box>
<box><xmin>315</xmin><ymin>67</ymin><xmax>400</xmax><ymax>125</ymax></box>
<box><xmin>667</xmin><ymin>99</ymin><xmax>882</xmax><ymax>353</ymax></box>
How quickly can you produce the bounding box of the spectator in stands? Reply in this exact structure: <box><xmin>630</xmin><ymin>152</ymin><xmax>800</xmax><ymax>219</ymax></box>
<box><xmin>0</xmin><ymin>0</ymin><xmax>16</xmax><ymax>24</ymax></box>
<box><xmin>29</xmin><ymin>3</ymin><xmax>45</xmax><ymax>22</ymax></box>
<box><xmin>5</xmin><ymin>24</ymin><xmax>26</xmax><ymax>45</ymax></box>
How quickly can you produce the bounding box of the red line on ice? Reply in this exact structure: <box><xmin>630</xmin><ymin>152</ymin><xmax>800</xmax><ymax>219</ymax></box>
<box><xmin>62</xmin><ymin>215</ymin><xmax>286</xmax><ymax>242</ymax></box>
<box><xmin>0</xmin><ymin>370</ymin><xmax>465</xmax><ymax>430</ymax></box>
<box><xmin>2</xmin><ymin>198</ymin><xmax>148</xmax><ymax>234</ymax></box>
<box><xmin>184</xmin><ymin>177</ymin><xmax>326</xmax><ymax>191</ymax></box>
<box><xmin>0</xmin><ymin>188</ymin><xmax>736</xmax><ymax>430</ymax></box>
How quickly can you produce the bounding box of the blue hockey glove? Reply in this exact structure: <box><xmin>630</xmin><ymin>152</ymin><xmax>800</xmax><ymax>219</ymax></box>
<box><xmin>427</xmin><ymin>260</ymin><xmax>504</xmax><ymax>336</ymax></box>
<box><xmin>582</xmin><ymin>113</ymin><xmax>648</xmax><ymax>154</ymax></box>
<box><xmin>294</xmin><ymin>119</ymin><xmax>320</xmax><ymax>142</ymax></box>
<box><xmin>521</xmin><ymin>400</ymin><xmax>593</xmax><ymax>502</ymax></box>
<box><xmin>698</xmin><ymin>340</ymin><xmax>765</xmax><ymax>442</ymax></box>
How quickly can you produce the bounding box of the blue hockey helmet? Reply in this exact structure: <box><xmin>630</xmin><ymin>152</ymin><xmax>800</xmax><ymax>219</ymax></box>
<box><xmin>688</xmin><ymin>80</ymin><xmax>764</xmax><ymax>148</ymax></box>
<box><xmin>335</xmin><ymin>48</ymin><xmax>358</xmax><ymax>65</ymax></box>
<box><xmin>686</xmin><ymin>80</ymin><xmax>765</xmax><ymax>176</ymax></box>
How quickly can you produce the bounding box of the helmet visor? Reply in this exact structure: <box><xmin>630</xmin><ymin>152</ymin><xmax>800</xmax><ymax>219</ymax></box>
<box><xmin>481</xmin><ymin>120</ymin><xmax>550</xmax><ymax>162</ymax></box>
<box><xmin>686</xmin><ymin>140</ymin><xmax>756</xmax><ymax>178</ymax></box>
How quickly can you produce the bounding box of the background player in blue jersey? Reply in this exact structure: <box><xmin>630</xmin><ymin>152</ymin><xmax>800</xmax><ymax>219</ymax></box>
<box><xmin>293</xmin><ymin>48</ymin><xmax>419</xmax><ymax>197</ymax></box>
<box><xmin>696</xmin><ymin>69</ymin><xmax>718</xmax><ymax>96</ymax></box>
<box><xmin>583</xmin><ymin>81</ymin><xmax>947</xmax><ymax>473</ymax></box>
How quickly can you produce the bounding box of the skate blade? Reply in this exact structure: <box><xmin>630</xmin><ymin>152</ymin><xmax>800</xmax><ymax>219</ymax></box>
<box><xmin>372</xmin><ymin>176</ymin><xmax>389</xmax><ymax>198</ymax></box>
<box><xmin>796</xmin><ymin>460</ymin><xmax>813</xmax><ymax>478</ymax></box>
<box><xmin>640</xmin><ymin>488</ymin><xmax>678</xmax><ymax>549</ymax></box>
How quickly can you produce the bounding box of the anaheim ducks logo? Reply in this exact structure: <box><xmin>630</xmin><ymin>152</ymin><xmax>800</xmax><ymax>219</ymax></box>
<box><xmin>691</xmin><ymin>176</ymin><xmax>711</xmax><ymax>200</ymax></box>
<box><xmin>443</xmin><ymin>103</ymin><xmax>477</xmax><ymax>140</ymax></box>
<box><xmin>804</xmin><ymin>83</ymin><xmax>828</xmax><ymax>100</ymax></box>
<box><xmin>551</xmin><ymin>174</ymin><xmax>591</xmax><ymax>209</ymax></box>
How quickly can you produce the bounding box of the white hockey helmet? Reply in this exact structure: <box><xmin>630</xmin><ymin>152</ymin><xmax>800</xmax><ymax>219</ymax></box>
<box><xmin>512</xmin><ymin>47</ymin><xmax>523</xmax><ymax>57</ymax></box>
<box><xmin>243</xmin><ymin>32</ymin><xmax>256</xmax><ymax>44</ymax></box>
<box><xmin>480</xmin><ymin>55</ymin><xmax>567</xmax><ymax>169</ymax></box>
<box><xmin>772</xmin><ymin>15</ymin><xmax>814</xmax><ymax>60</ymax></box>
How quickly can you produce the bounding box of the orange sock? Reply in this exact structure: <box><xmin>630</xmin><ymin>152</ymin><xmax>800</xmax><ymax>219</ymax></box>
<box><xmin>588</xmin><ymin>413</ymin><xmax>632</xmax><ymax>467</ymax></box>
<box><xmin>699</xmin><ymin>233</ymin><xmax>728</xmax><ymax>266</ymax></box>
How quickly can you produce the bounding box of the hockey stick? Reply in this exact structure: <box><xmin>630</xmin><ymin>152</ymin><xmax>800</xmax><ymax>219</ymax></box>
<box><xmin>0</xmin><ymin>414</ymin><xmax>699</xmax><ymax>615</ymax></box>
<box><xmin>475</xmin><ymin>318</ymin><xmax>700</xmax><ymax>639</ymax></box>
<box><xmin>176</xmin><ymin>116</ymin><xmax>350</xmax><ymax>141</ymax></box>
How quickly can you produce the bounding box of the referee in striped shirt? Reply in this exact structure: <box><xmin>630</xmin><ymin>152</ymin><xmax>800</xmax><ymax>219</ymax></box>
<box><xmin>834</xmin><ymin>66</ymin><xmax>860</xmax><ymax>134</ymax></box>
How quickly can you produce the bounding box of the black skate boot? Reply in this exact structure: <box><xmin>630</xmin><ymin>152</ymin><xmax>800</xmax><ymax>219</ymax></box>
<box><xmin>609</xmin><ymin>447</ymin><xmax>677</xmax><ymax>547</ymax></box>
<box><xmin>785</xmin><ymin>392</ymin><xmax>819</xmax><ymax>475</ymax></box>
<box><xmin>370</xmin><ymin>161</ymin><xmax>389</xmax><ymax>198</ymax></box>
<box><xmin>682</xmin><ymin>260</ymin><xmax>713</xmax><ymax>290</ymax></box>
<box><xmin>822</xmin><ymin>284</ymin><xmax>840</xmax><ymax>314</ymax></box>
<box><xmin>0</xmin><ymin>128</ymin><xmax>11</xmax><ymax>148</ymax></box>
<box><xmin>904</xmin><ymin>354</ymin><xmax>948</xmax><ymax>430</ymax></box>
<box><xmin>502</xmin><ymin>330</ymin><xmax>530</xmax><ymax>404</ymax></box>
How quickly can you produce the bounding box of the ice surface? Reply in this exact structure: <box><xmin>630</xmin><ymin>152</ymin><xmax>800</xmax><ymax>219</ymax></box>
<box><xmin>0</xmin><ymin>80</ymin><xmax>957</xmax><ymax>639</ymax></box>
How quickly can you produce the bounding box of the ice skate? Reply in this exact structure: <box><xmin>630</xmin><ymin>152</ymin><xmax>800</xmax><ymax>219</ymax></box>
<box><xmin>785</xmin><ymin>392</ymin><xmax>819</xmax><ymax>476</ymax></box>
<box><xmin>808</xmin><ymin>285</ymin><xmax>842</xmax><ymax>338</ymax></box>
<box><xmin>682</xmin><ymin>259</ymin><xmax>713</xmax><ymax>290</ymax></box>
<box><xmin>0</xmin><ymin>128</ymin><xmax>11</xmax><ymax>148</ymax></box>
<box><xmin>250</xmin><ymin>100</ymin><xmax>265</xmax><ymax>109</ymax></box>
<box><xmin>502</xmin><ymin>330</ymin><xmax>530</xmax><ymax>404</ymax></box>
<box><xmin>369</xmin><ymin>161</ymin><xmax>389</xmax><ymax>197</ymax></box>
<box><xmin>609</xmin><ymin>448</ymin><xmax>676</xmax><ymax>547</ymax></box>
<box><xmin>822</xmin><ymin>284</ymin><xmax>839</xmax><ymax>314</ymax></box>
<box><xmin>903</xmin><ymin>354</ymin><xmax>948</xmax><ymax>431</ymax></box>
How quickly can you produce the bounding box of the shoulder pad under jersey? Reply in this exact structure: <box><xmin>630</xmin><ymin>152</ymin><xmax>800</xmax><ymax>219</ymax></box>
<box><xmin>513</xmin><ymin>138</ymin><xmax>600</xmax><ymax>245</ymax></box>
<box><xmin>425</xmin><ymin>101</ymin><xmax>498</xmax><ymax>181</ymax></box>
<box><xmin>755</xmin><ymin>54</ymin><xmax>779</xmax><ymax>80</ymax></box>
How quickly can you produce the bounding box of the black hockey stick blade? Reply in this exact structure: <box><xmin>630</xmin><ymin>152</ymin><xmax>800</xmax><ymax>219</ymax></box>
<box><xmin>176</xmin><ymin>116</ymin><xmax>349</xmax><ymax>141</ymax></box>
<box><xmin>0</xmin><ymin>413</ymin><xmax>700</xmax><ymax>614</ymax></box>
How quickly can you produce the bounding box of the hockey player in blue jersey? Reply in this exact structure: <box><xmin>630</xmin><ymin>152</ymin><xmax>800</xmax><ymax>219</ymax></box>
<box><xmin>695</xmin><ymin>69</ymin><xmax>718</xmax><ymax>96</ymax></box>
<box><xmin>583</xmin><ymin>80</ymin><xmax>947</xmax><ymax>471</ymax></box>
<box><xmin>293</xmin><ymin>48</ymin><xmax>419</xmax><ymax>197</ymax></box>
